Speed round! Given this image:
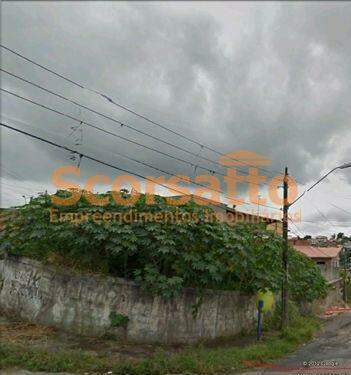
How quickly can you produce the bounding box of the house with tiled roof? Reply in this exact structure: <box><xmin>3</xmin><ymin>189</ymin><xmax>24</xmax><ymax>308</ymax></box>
<box><xmin>293</xmin><ymin>243</ymin><xmax>342</xmax><ymax>281</ymax></box>
<box><xmin>169</xmin><ymin>194</ymin><xmax>283</xmax><ymax>235</ymax></box>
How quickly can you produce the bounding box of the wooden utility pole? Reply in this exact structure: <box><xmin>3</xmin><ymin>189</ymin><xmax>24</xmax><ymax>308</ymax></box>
<box><xmin>282</xmin><ymin>167</ymin><xmax>289</xmax><ymax>329</ymax></box>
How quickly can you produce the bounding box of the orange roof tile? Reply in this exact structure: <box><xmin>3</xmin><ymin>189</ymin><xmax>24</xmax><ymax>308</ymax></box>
<box><xmin>294</xmin><ymin>245</ymin><xmax>342</xmax><ymax>259</ymax></box>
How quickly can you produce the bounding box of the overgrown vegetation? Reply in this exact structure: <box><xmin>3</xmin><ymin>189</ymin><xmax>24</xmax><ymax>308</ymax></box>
<box><xmin>0</xmin><ymin>191</ymin><xmax>328</xmax><ymax>302</ymax></box>
<box><xmin>109</xmin><ymin>311</ymin><xmax>129</xmax><ymax>327</ymax></box>
<box><xmin>0</xmin><ymin>313</ymin><xmax>321</xmax><ymax>374</ymax></box>
<box><xmin>347</xmin><ymin>283</ymin><xmax>351</xmax><ymax>302</ymax></box>
<box><xmin>341</xmin><ymin>247</ymin><xmax>351</xmax><ymax>268</ymax></box>
<box><xmin>264</xmin><ymin>300</ymin><xmax>302</xmax><ymax>330</ymax></box>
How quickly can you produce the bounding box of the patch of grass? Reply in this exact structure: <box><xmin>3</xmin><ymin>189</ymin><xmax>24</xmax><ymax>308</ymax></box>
<box><xmin>0</xmin><ymin>316</ymin><xmax>322</xmax><ymax>374</ymax></box>
<box><xmin>0</xmin><ymin>344</ymin><xmax>103</xmax><ymax>373</ymax></box>
<box><xmin>109</xmin><ymin>311</ymin><xmax>129</xmax><ymax>327</ymax></box>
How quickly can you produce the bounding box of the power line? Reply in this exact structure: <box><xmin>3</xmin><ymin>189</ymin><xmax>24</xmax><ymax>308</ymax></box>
<box><xmin>316</xmin><ymin>191</ymin><xmax>351</xmax><ymax>199</ymax></box>
<box><xmin>288</xmin><ymin>219</ymin><xmax>330</xmax><ymax>256</ymax></box>
<box><xmin>0</xmin><ymin>166</ymin><xmax>39</xmax><ymax>193</ymax></box>
<box><xmin>329</xmin><ymin>203</ymin><xmax>351</xmax><ymax>217</ymax></box>
<box><xmin>1</xmin><ymin>87</ymin><xmax>271</xmax><ymax>188</ymax></box>
<box><xmin>1</xmin><ymin>44</ymin><xmax>286</xmax><ymax>178</ymax></box>
<box><xmin>1</xmin><ymin>68</ymin><xmax>283</xmax><ymax>183</ymax></box>
<box><xmin>0</xmin><ymin>180</ymin><xmax>38</xmax><ymax>197</ymax></box>
<box><xmin>288</xmin><ymin>218</ymin><xmax>307</xmax><ymax>239</ymax></box>
<box><xmin>0</xmin><ymin>88</ymin><xmax>201</xmax><ymax>172</ymax></box>
<box><xmin>0</xmin><ymin>121</ymin><xmax>196</xmax><ymax>199</ymax></box>
<box><xmin>289</xmin><ymin>229</ymin><xmax>302</xmax><ymax>238</ymax></box>
<box><xmin>1</xmin><ymin>45</ymin><xmax>85</xmax><ymax>89</ymax></box>
<box><xmin>1</xmin><ymin>115</ymin><xmax>279</xmax><ymax>211</ymax></box>
<box><xmin>289</xmin><ymin>227</ymin><xmax>306</xmax><ymax>240</ymax></box>
<box><xmin>289</xmin><ymin>217</ymin><xmax>341</xmax><ymax>259</ymax></box>
<box><xmin>298</xmin><ymin>219</ymin><xmax>351</xmax><ymax>224</ymax></box>
<box><xmin>1</xmin><ymin>68</ymin><xmax>224</xmax><ymax>173</ymax></box>
<box><xmin>310</xmin><ymin>200</ymin><xmax>339</xmax><ymax>232</ymax></box>
<box><xmin>0</xmin><ymin>163</ymin><xmax>24</xmax><ymax>180</ymax></box>
<box><xmin>289</xmin><ymin>224</ymin><xmax>333</xmax><ymax>258</ymax></box>
<box><xmin>1</xmin><ymin>121</ymin><xmax>282</xmax><ymax>212</ymax></box>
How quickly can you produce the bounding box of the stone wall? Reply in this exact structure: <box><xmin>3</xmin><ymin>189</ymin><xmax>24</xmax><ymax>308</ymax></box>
<box><xmin>0</xmin><ymin>256</ymin><xmax>257</xmax><ymax>344</ymax></box>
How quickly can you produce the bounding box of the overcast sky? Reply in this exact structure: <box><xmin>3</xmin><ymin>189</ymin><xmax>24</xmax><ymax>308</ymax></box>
<box><xmin>1</xmin><ymin>1</ymin><xmax>350</xmax><ymax>237</ymax></box>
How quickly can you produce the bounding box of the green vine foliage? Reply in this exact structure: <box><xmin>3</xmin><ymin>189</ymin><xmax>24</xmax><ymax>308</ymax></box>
<box><xmin>340</xmin><ymin>247</ymin><xmax>351</xmax><ymax>268</ymax></box>
<box><xmin>109</xmin><ymin>311</ymin><xmax>129</xmax><ymax>327</ymax></box>
<box><xmin>0</xmin><ymin>191</ymin><xmax>327</xmax><ymax>302</ymax></box>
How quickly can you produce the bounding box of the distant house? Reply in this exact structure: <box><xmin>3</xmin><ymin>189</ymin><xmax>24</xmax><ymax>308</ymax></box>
<box><xmin>294</xmin><ymin>245</ymin><xmax>342</xmax><ymax>281</ymax></box>
<box><xmin>169</xmin><ymin>194</ymin><xmax>283</xmax><ymax>235</ymax></box>
<box><xmin>288</xmin><ymin>238</ymin><xmax>310</xmax><ymax>246</ymax></box>
<box><xmin>311</xmin><ymin>235</ymin><xmax>329</xmax><ymax>247</ymax></box>
<box><xmin>224</xmin><ymin>205</ymin><xmax>283</xmax><ymax>235</ymax></box>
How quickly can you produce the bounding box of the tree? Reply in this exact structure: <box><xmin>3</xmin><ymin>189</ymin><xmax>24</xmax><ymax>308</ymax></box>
<box><xmin>0</xmin><ymin>191</ymin><xmax>328</xmax><ymax>302</ymax></box>
<box><xmin>337</xmin><ymin>232</ymin><xmax>345</xmax><ymax>240</ymax></box>
<box><xmin>340</xmin><ymin>248</ymin><xmax>351</xmax><ymax>269</ymax></box>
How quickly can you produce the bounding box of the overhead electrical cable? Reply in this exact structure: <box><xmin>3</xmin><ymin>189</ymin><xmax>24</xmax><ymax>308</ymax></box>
<box><xmin>0</xmin><ymin>68</ymin><xmax>283</xmax><ymax>182</ymax></box>
<box><xmin>1</xmin><ymin>121</ymin><xmax>282</xmax><ymax>212</ymax></box>
<box><xmin>329</xmin><ymin>203</ymin><xmax>351</xmax><ymax>217</ymax></box>
<box><xmin>1</xmin><ymin>115</ymin><xmax>280</xmax><ymax>211</ymax></box>
<box><xmin>310</xmin><ymin>200</ymin><xmax>339</xmax><ymax>233</ymax></box>
<box><xmin>0</xmin><ymin>44</ymin><xmax>287</xmax><ymax>178</ymax></box>
<box><xmin>1</xmin><ymin>87</ymin><xmax>272</xmax><ymax>189</ymax></box>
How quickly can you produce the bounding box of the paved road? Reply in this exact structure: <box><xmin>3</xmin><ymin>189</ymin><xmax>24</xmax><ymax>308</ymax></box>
<box><xmin>242</xmin><ymin>312</ymin><xmax>351</xmax><ymax>375</ymax></box>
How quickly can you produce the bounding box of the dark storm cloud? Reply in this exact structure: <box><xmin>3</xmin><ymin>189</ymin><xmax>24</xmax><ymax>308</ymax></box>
<box><xmin>1</xmin><ymin>2</ymin><xmax>351</xmax><ymax>213</ymax></box>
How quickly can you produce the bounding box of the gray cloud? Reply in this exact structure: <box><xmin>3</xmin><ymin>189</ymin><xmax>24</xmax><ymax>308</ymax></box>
<box><xmin>1</xmin><ymin>2</ymin><xmax>350</xmax><ymax>234</ymax></box>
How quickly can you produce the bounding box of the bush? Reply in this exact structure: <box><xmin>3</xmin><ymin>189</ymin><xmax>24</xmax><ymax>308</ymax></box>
<box><xmin>289</xmin><ymin>249</ymin><xmax>328</xmax><ymax>303</ymax></box>
<box><xmin>109</xmin><ymin>311</ymin><xmax>129</xmax><ymax>327</ymax></box>
<box><xmin>0</xmin><ymin>191</ymin><xmax>328</xmax><ymax>302</ymax></box>
<box><xmin>267</xmin><ymin>300</ymin><xmax>301</xmax><ymax>330</ymax></box>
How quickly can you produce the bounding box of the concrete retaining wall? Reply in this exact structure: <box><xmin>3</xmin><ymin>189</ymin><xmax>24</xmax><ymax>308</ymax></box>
<box><xmin>0</xmin><ymin>256</ymin><xmax>256</xmax><ymax>344</ymax></box>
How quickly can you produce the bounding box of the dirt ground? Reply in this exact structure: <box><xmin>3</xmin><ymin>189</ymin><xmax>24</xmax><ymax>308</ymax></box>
<box><xmin>0</xmin><ymin>312</ymin><xmax>257</xmax><ymax>362</ymax></box>
<box><xmin>0</xmin><ymin>313</ymin><xmax>164</xmax><ymax>362</ymax></box>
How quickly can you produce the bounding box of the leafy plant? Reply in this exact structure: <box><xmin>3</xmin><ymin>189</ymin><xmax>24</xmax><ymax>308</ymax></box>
<box><xmin>340</xmin><ymin>247</ymin><xmax>351</xmax><ymax>268</ymax></box>
<box><xmin>266</xmin><ymin>300</ymin><xmax>301</xmax><ymax>330</ymax></box>
<box><xmin>109</xmin><ymin>311</ymin><xmax>129</xmax><ymax>327</ymax></box>
<box><xmin>0</xmin><ymin>191</ymin><xmax>328</xmax><ymax>302</ymax></box>
<box><xmin>288</xmin><ymin>248</ymin><xmax>328</xmax><ymax>303</ymax></box>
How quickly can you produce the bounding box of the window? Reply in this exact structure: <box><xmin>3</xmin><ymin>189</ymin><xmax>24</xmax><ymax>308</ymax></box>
<box><xmin>316</xmin><ymin>261</ymin><xmax>326</xmax><ymax>274</ymax></box>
